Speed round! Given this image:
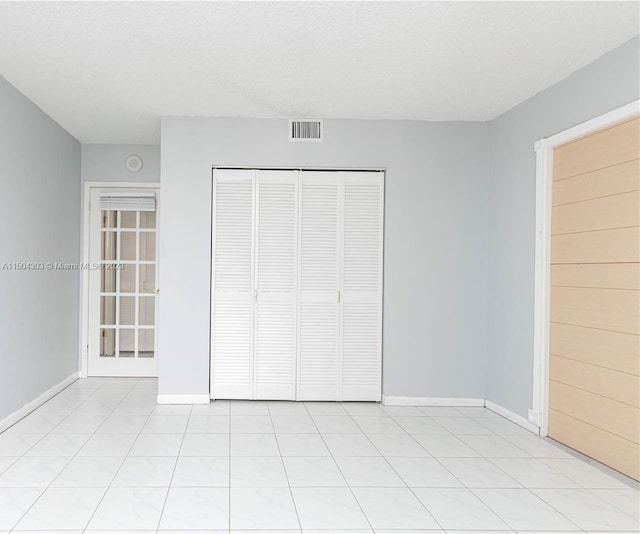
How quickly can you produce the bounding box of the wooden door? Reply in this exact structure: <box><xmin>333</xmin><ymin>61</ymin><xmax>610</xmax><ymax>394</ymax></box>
<box><xmin>549</xmin><ymin>116</ymin><xmax>640</xmax><ymax>480</ymax></box>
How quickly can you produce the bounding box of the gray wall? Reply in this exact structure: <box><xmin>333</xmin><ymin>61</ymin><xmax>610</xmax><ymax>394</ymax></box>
<box><xmin>486</xmin><ymin>35</ymin><xmax>640</xmax><ymax>418</ymax></box>
<box><xmin>160</xmin><ymin>118</ymin><xmax>489</xmax><ymax>399</ymax></box>
<box><xmin>0</xmin><ymin>75</ymin><xmax>81</xmax><ymax>421</ymax></box>
<box><xmin>81</xmin><ymin>144</ymin><xmax>160</xmax><ymax>183</ymax></box>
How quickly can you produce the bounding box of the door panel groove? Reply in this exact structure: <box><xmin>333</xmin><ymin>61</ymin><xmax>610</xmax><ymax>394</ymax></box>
<box><xmin>549</xmin><ymin>116</ymin><xmax>640</xmax><ymax>480</ymax></box>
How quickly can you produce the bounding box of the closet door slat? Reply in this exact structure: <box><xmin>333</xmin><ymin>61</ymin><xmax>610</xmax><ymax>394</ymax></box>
<box><xmin>341</xmin><ymin>172</ymin><xmax>384</xmax><ymax>401</ymax></box>
<box><xmin>211</xmin><ymin>169</ymin><xmax>255</xmax><ymax>399</ymax></box>
<box><xmin>297</xmin><ymin>171</ymin><xmax>340</xmax><ymax>400</ymax></box>
<box><xmin>254</xmin><ymin>170</ymin><xmax>298</xmax><ymax>399</ymax></box>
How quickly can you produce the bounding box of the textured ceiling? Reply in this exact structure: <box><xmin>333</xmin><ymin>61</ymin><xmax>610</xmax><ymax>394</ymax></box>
<box><xmin>0</xmin><ymin>1</ymin><xmax>637</xmax><ymax>144</ymax></box>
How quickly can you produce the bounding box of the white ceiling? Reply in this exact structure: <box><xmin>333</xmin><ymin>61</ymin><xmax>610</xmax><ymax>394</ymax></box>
<box><xmin>0</xmin><ymin>1</ymin><xmax>637</xmax><ymax>144</ymax></box>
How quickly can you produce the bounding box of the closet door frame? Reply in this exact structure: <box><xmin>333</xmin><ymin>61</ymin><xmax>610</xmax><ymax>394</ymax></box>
<box><xmin>210</xmin><ymin>166</ymin><xmax>385</xmax><ymax>402</ymax></box>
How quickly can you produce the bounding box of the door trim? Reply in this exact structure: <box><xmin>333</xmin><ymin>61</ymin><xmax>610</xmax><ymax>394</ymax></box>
<box><xmin>80</xmin><ymin>181</ymin><xmax>160</xmax><ymax>378</ymax></box>
<box><xmin>532</xmin><ymin>100</ymin><xmax>639</xmax><ymax>437</ymax></box>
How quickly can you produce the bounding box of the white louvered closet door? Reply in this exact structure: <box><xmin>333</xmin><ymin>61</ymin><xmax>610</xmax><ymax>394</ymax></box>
<box><xmin>297</xmin><ymin>171</ymin><xmax>341</xmax><ymax>400</ymax></box>
<box><xmin>254</xmin><ymin>171</ymin><xmax>298</xmax><ymax>400</ymax></box>
<box><xmin>340</xmin><ymin>172</ymin><xmax>384</xmax><ymax>401</ymax></box>
<box><xmin>212</xmin><ymin>170</ymin><xmax>255</xmax><ymax>399</ymax></box>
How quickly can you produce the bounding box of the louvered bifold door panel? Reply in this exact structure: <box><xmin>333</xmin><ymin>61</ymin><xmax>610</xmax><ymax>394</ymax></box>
<box><xmin>297</xmin><ymin>172</ymin><xmax>340</xmax><ymax>400</ymax></box>
<box><xmin>211</xmin><ymin>170</ymin><xmax>255</xmax><ymax>399</ymax></box>
<box><xmin>341</xmin><ymin>172</ymin><xmax>384</xmax><ymax>401</ymax></box>
<box><xmin>254</xmin><ymin>171</ymin><xmax>298</xmax><ymax>400</ymax></box>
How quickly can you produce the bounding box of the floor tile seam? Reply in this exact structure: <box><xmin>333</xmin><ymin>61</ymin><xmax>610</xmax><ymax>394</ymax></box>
<box><xmin>466</xmin><ymin>485</ymin><xmax>583</xmax><ymax>532</ymax></box>
<box><xmin>343</xmin><ymin>406</ymin><xmax>446</xmax><ymax>532</ymax></box>
<box><xmin>154</xmin><ymin>404</ymin><xmax>193</xmax><ymax>532</ymax></box>
<box><xmin>81</xmin><ymin>381</ymin><xmax>157</xmax><ymax>534</ymax></box>
<box><xmin>5</xmin><ymin>378</ymin><xmax>108</xmax><ymax>458</ymax></box>
<box><xmin>532</xmin><ymin>485</ymin><xmax>640</xmax><ymax>525</ymax></box>
<box><xmin>8</xmin><ymin>379</ymin><xmax>122</xmax><ymax>532</ymax></box>
<box><xmin>301</xmin><ymin>402</ymin><xmax>375</xmax><ymax>532</ymax></box>
<box><xmin>525</xmin><ymin>457</ymin><xmax>634</xmax><ymax>492</ymax></box>
<box><xmin>584</xmin><ymin>487</ymin><xmax>640</xmax><ymax>520</ymax></box>
<box><xmin>483</xmin><ymin>456</ymin><xmax>609</xmax><ymax>490</ymax></box>
<box><xmin>266</xmin><ymin>400</ymin><xmax>303</xmax><ymax>532</ymax></box>
<box><xmin>455</xmin><ymin>433</ymin><xmax>534</xmax><ymax>459</ymax></box>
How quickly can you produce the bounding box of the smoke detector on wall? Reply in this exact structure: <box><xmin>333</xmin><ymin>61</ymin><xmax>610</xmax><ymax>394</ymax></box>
<box><xmin>126</xmin><ymin>154</ymin><xmax>143</xmax><ymax>173</ymax></box>
<box><xmin>289</xmin><ymin>119</ymin><xmax>323</xmax><ymax>142</ymax></box>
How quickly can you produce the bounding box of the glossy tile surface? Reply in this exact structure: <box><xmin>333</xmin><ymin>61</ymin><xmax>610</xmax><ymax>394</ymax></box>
<box><xmin>0</xmin><ymin>377</ymin><xmax>636</xmax><ymax>533</ymax></box>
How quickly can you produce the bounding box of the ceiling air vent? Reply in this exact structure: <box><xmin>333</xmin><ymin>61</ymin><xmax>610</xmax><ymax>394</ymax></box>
<box><xmin>289</xmin><ymin>119</ymin><xmax>323</xmax><ymax>142</ymax></box>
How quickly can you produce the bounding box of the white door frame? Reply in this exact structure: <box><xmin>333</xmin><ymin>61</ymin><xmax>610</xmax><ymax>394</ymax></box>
<box><xmin>80</xmin><ymin>181</ymin><xmax>160</xmax><ymax>377</ymax></box>
<box><xmin>531</xmin><ymin>100</ymin><xmax>639</xmax><ymax>436</ymax></box>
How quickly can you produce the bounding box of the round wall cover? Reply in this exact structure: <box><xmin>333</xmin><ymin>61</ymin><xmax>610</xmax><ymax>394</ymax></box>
<box><xmin>126</xmin><ymin>155</ymin><xmax>143</xmax><ymax>173</ymax></box>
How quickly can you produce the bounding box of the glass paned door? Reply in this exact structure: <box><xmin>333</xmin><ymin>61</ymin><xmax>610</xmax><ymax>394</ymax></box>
<box><xmin>88</xmin><ymin>188</ymin><xmax>159</xmax><ymax>376</ymax></box>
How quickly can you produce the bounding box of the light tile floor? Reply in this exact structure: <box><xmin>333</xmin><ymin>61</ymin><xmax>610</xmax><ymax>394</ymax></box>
<box><xmin>0</xmin><ymin>378</ymin><xmax>638</xmax><ymax>533</ymax></box>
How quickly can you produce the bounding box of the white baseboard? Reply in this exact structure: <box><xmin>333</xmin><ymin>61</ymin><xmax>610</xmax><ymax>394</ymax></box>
<box><xmin>157</xmin><ymin>394</ymin><xmax>210</xmax><ymax>405</ymax></box>
<box><xmin>0</xmin><ymin>372</ymin><xmax>80</xmax><ymax>433</ymax></box>
<box><xmin>485</xmin><ymin>400</ymin><xmax>539</xmax><ymax>434</ymax></box>
<box><xmin>382</xmin><ymin>396</ymin><xmax>485</xmax><ymax>407</ymax></box>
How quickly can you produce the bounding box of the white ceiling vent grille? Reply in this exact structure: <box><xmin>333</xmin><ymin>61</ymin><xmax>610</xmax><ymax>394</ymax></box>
<box><xmin>289</xmin><ymin>119</ymin><xmax>323</xmax><ymax>142</ymax></box>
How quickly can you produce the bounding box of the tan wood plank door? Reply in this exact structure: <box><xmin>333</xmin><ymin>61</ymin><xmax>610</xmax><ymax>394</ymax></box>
<box><xmin>549</xmin><ymin>116</ymin><xmax>640</xmax><ymax>480</ymax></box>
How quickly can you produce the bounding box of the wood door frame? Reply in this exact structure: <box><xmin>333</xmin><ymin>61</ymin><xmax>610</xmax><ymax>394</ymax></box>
<box><xmin>80</xmin><ymin>181</ymin><xmax>160</xmax><ymax>378</ymax></box>
<box><xmin>532</xmin><ymin>100</ymin><xmax>639</xmax><ymax>437</ymax></box>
